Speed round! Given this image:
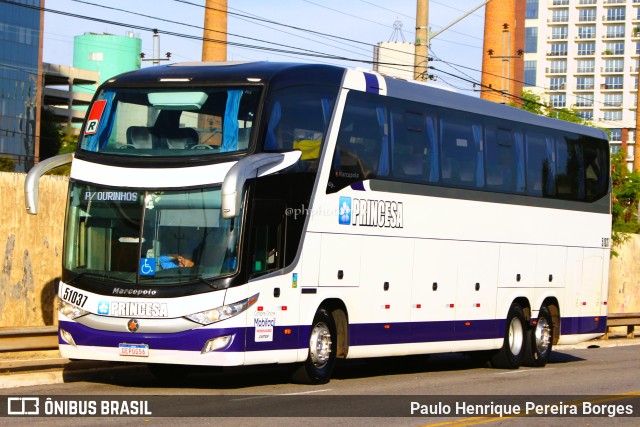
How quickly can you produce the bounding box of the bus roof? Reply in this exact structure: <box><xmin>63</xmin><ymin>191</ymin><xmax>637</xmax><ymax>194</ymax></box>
<box><xmin>105</xmin><ymin>61</ymin><xmax>345</xmax><ymax>89</ymax></box>
<box><xmin>383</xmin><ymin>76</ymin><xmax>608</xmax><ymax>141</ymax></box>
<box><xmin>105</xmin><ymin>61</ymin><xmax>608</xmax><ymax>141</ymax></box>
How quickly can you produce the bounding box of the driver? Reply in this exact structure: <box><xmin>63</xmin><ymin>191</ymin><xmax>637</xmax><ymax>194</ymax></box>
<box><xmin>159</xmin><ymin>254</ymin><xmax>194</xmax><ymax>269</ymax></box>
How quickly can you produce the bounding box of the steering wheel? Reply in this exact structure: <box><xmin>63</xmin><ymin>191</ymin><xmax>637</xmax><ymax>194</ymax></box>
<box><xmin>190</xmin><ymin>144</ymin><xmax>214</xmax><ymax>150</ymax></box>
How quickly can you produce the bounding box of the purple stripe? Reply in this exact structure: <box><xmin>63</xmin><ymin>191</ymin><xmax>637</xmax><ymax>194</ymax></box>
<box><xmin>364</xmin><ymin>73</ymin><xmax>380</xmax><ymax>94</ymax></box>
<box><xmin>350</xmin><ymin>182</ymin><xmax>365</xmax><ymax>191</ymax></box>
<box><xmin>350</xmin><ymin>320</ymin><xmax>500</xmax><ymax>346</ymax></box>
<box><xmin>560</xmin><ymin>316</ymin><xmax>607</xmax><ymax>335</ymax></box>
<box><xmin>59</xmin><ymin>316</ymin><xmax>606</xmax><ymax>354</ymax></box>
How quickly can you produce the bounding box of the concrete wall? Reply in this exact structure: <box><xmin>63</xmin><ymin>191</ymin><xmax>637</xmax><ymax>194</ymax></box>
<box><xmin>609</xmin><ymin>234</ymin><xmax>640</xmax><ymax>314</ymax></box>
<box><xmin>0</xmin><ymin>172</ymin><xmax>67</xmax><ymax>327</ymax></box>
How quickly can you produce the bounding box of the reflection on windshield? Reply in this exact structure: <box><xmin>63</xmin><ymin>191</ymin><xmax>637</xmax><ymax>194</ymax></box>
<box><xmin>79</xmin><ymin>86</ymin><xmax>261</xmax><ymax>157</ymax></box>
<box><xmin>64</xmin><ymin>184</ymin><xmax>242</xmax><ymax>285</ymax></box>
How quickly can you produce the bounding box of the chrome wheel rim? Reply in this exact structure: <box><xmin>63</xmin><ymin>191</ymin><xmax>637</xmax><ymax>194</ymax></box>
<box><xmin>508</xmin><ymin>317</ymin><xmax>524</xmax><ymax>356</ymax></box>
<box><xmin>535</xmin><ymin>317</ymin><xmax>551</xmax><ymax>355</ymax></box>
<box><xmin>309</xmin><ymin>322</ymin><xmax>332</xmax><ymax>368</ymax></box>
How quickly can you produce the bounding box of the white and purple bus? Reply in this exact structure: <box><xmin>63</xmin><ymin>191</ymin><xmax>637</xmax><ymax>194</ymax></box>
<box><xmin>26</xmin><ymin>62</ymin><xmax>611</xmax><ymax>384</ymax></box>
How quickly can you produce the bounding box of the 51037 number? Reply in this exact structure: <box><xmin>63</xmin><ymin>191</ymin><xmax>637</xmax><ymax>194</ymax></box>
<box><xmin>62</xmin><ymin>287</ymin><xmax>88</xmax><ymax>307</ymax></box>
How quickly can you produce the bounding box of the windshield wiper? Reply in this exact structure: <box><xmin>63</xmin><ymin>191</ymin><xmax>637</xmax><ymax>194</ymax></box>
<box><xmin>68</xmin><ymin>272</ymin><xmax>132</xmax><ymax>284</ymax></box>
<box><xmin>145</xmin><ymin>274</ymin><xmax>221</xmax><ymax>290</ymax></box>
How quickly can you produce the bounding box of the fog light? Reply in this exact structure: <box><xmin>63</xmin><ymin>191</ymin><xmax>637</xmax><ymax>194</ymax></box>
<box><xmin>60</xmin><ymin>328</ymin><xmax>77</xmax><ymax>347</ymax></box>
<box><xmin>201</xmin><ymin>335</ymin><xmax>232</xmax><ymax>353</ymax></box>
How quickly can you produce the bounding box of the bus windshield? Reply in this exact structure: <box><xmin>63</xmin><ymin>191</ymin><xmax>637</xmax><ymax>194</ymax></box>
<box><xmin>79</xmin><ymin>86</ymin><xmax>262</xmax><ymax>157</ymax></box>
<box><xmin>64</xmin><ymin>183</ymin><xmax>242</xmax><ymax>285</ymax></box>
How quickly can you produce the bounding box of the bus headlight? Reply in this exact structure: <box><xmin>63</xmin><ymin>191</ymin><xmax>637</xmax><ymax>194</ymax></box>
<box><xmin>185</xmin><ymin>293</ymin><xmax>259</xmax><ymax>325</ymax></box>
<box><xmin>56</xmin><ymin>296</ymin><xmax>89</xmax><ymax>320</ymax></box>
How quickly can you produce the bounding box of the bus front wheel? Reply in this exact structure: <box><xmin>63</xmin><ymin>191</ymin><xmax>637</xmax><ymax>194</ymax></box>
<box><xmin>291</xmin><ymin>307</ymin><xmax>338</xmax><ymax>385</ymax></box>
<box><xmin>490</xmin><ymin>303</ymin><xmax>526</xmax><ymax>369</ymax></box>
<box><xmin>522</xmin><ymin>306</ymin><xmax>553</xmax><ymax>367</ymax></box>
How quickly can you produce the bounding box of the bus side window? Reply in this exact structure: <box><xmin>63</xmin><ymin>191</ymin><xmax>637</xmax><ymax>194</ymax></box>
<box><xmin>556</xmin><ymin>137</ymin><xmax>582</xmax><ymax>200</ymax></box>
<box><xmin>582</xmin><ymin>138</ymin><xmax>608</xmax><ymax>201</ymax></box>
<box><xmin>485</xmin><ymin>126</ymin><xmax>522</xmax><ymax>193</ymax></box>
<box><xmin>328</xmin><ymin>92</ymin><xmax>388</xmax><ymax>192</ymax></box>
<box><xmin>263</xmin><ymin>86</ymin><xmax>337</xmax><ymax>171</ymax></box>
<box><xmin>440</xmin><ymin>117</ymin><xmax>483</xmax><ymax>188</ymax></box>
<box><xmin>525</xmin><ymin>133</ymin><xmax>555</xmax><ymax>197</ymax></box>
<box><xmin>392</xmin><ymin>110</ymin><xmax>435</xmax><ymax>184</ymax></box>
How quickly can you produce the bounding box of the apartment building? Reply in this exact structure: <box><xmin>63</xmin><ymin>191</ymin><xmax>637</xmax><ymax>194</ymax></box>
<box><xmin>523</xmin><ymin>0</ymin><xmax>640</xmax><ymax>163</ymax></box>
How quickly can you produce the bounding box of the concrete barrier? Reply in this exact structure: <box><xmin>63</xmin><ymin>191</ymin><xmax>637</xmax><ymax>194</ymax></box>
<box><xmin>0</xmin><ymin>172</ymin><xmax>68</xmax><ymax>328</ymax></box>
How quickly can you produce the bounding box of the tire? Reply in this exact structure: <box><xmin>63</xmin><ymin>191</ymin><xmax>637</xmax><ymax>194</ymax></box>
<box><xmin>291</xmin><ymin>308</ymin><xmax>338</xmax><ymax>384</ymax></box>
<box><xmin>490</xmin><ymin>303</ymin><xmax>526</xmax><ymax>369</ymax></box>
<box><xmin>522</xmin><ymin>306</ymin><xmax>554</xmax><ymax>367</ymax></box>
<box><xmin>147</xmin><ymin>363</ymin><xmax>192</xmax><ymax>385</ymax></box>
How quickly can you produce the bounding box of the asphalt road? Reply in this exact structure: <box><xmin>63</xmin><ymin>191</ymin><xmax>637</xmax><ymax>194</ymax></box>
<box><xmin>0</xmin><ymin>342</ymin><xmax>638</xmax><ymax>426</ymax></box>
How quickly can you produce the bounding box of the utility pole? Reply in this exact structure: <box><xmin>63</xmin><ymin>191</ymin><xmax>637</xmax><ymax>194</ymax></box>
<box><xmin>635</xmin><ymin>63</ymin><xmax>640</xmax><ymax>171</ymax></box>
<box><xmin>414</xmin><ymin>0</ymin><xmax>429</xmax><ymax>81</ymax></box>
<box><xmin>140</xmin><ymin>29</ymin><xmax>171</xmax><ymax>66</ymax></box>
<box><xmin>414</xmin><ymin>0</ymin><xmax>490</xmax><ymax>82</ymax></box>
<box><xmin>202</xmin><ymin>0</ymin><xmax>227</xmax><ymax>61</ymax></box>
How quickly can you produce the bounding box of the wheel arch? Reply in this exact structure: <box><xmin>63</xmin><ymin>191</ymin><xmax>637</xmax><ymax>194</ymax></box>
<box><xmin>513</xmin><ymin>296</ymin><xmax>532</xmax><ymax>321</ymax></box>
<box><xmin>317</xmin><ymin>298</ymin><xmax>349</xmax><ymax>359</ymax></box>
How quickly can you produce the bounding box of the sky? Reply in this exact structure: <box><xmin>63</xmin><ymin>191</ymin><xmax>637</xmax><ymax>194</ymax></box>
<box><xmin>42</xmin><ymin>0</ymin><xmax>487</xmax><ymax>94</ymax></box>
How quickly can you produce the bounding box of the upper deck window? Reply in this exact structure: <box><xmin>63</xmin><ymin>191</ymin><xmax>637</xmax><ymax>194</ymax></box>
<box><xmin>79</xmin><ymin>86</ymin><xmax>262</xmax><ymax>157</ymax></box>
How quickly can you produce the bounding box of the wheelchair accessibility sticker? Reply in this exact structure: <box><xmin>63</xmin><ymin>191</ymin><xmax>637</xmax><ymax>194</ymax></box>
<box><xmin>139</xmin><ymin>258</ymin><xmax>156</xmax><ymax>276</ymax></box>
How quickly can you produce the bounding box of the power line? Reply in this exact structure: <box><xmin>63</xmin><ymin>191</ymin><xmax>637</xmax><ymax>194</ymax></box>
<box><xmin>173</xmin><ymin>0</ymin><xmax>482</xmax><ymax>61</ymax></box>
<box><xmin>69</xmin><ymin>0</ymin><xmax>371</xmax><ymax>64</ymax></box>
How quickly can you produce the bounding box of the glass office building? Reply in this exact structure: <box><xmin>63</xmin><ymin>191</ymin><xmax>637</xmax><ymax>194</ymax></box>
<box><xmin>0</xmin><ymin>0</ymin><xmax>43</xmax><ymax>172</ymax></box>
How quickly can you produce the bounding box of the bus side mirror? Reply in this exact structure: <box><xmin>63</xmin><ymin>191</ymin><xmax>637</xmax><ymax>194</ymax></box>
<box><xmin>24</xmin><ymin>153</ymin><xmax>74</xmax><ymax>215</ymax></box>
<box><xmin>221</xmin><ymin>151</ymin><xmax>301</xmax><ymax>218</ymax></box>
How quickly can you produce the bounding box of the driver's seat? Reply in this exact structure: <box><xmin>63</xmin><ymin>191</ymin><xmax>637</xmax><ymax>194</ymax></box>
<box><xmin>162</xmin><ymin>127</ymin><xmax>199</xmax><ymax>149</ymax></box>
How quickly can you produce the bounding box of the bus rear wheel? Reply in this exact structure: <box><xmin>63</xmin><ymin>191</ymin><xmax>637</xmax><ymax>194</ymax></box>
<box><xmin>522</xmin><ymin>306</ymin><xmax>553</xmax><ymax>367</ymax></box>
<box><xmin>490</xmin><ymin>303</ymin><xmax>526</xmax><ymax>369</ymax></box>
<box><xmin>291</xmin><ymin>307</ymin><xmax>338</xmax><ymax>385</ymax></box>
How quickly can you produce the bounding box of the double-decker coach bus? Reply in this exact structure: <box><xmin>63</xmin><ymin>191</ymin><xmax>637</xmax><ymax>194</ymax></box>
<box><xmin>25</xmin><ymin>62</ymin><xmax>611</xmax><ymax>384</ymax></box>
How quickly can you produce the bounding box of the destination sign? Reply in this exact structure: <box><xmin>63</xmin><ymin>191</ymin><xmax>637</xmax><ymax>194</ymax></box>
<box><xmin>83</xmin><ymin>191</ymin><xmax>139</xmax><ymax>203</ymax></box>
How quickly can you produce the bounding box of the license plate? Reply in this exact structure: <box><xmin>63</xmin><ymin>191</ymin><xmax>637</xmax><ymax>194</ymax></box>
<box><xmin>119</xmin><ymin>343</ymin><xmax>149</xmax><ymax>357</ymax></box>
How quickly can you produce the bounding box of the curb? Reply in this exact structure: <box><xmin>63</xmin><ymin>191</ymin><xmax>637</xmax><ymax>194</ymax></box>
<box><xmin>0</xmin><ymin>336</ymin><xmax>637</xmax><ymax>389</ymax></box>
<box><xmin>0</xmin><ymin>359</ymin><xmax>144</xmax><ymax>389</ymax></box>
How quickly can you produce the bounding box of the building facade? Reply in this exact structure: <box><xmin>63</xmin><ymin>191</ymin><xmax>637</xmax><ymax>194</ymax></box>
<box><xmin>523</xmin><ymin>0</ymin><xmax>639</xmax><ymax>164</ymax></box>
<box><xmin>0</xmin><ymin>0</ymin><xmax>44</xmax><ymax>172</ymax></box>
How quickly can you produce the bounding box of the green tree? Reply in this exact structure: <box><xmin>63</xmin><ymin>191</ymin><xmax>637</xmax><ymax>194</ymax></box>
<box><xmin>517</xmin><ymin>90</ymin><xmax>546</xmax><ymax>116</ymax></box>
<box><xmin>611</xmin><ymin>151</ymin><xmax>640</xmax><ymax>233</ymax></box>
<box><xmin>0</xmin><ymin>156</ymin><xmax>15</xmax><ymax>172</ymax></box>
<box><xmin>47</xmin><ymin>126</ymin><xmax>78</xmax><ymax>176</ymax></box>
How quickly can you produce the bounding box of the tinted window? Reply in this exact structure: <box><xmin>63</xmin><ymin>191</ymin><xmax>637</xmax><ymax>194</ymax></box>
<box><xmin>391</xmin><ymin>109</ymin><xmax>438</xmax><ymax>184</ymax></box>
<box><xmin>263</xmin><ymin>85</ymin><xmax>337</xmax><ymax>170</ymax></box>
<box><xmin>326</xmin><ymin>89</ymin><xmax>609</xmax><ymax>203</ymax></box>
<box><xmin>485</xmin><ymin>126</ymin><xmax>524</xmax><ymax>193</ymax></box>
<box><xmin>440</xmin><ymin>116</ymin><xmax>483</xmax><ymax>188</ymax></box>
<box><xmin>328</xmin><ymin>91</ymin><xmax>389</xmax><ymax>190</ymax></box>
<box><xmin>525</xmin><ymin>133</ymin><xmax>554</xmax><ymax>196</ymax></box>
<box><xmin>556</xmin><ymin>137</ymin><xmax>582</xmax><ymax>199</ymax></box>
<box><xmin>582</xmin><ymin>137</ymin><xmax>609</xmax><ymax>201</ymax></box>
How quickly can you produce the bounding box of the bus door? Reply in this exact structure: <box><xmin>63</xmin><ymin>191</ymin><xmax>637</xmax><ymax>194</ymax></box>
<box><xmin>245</xmin><ymin>199</ymin><xmax>299</xmax><ymax>360</ymax></box>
